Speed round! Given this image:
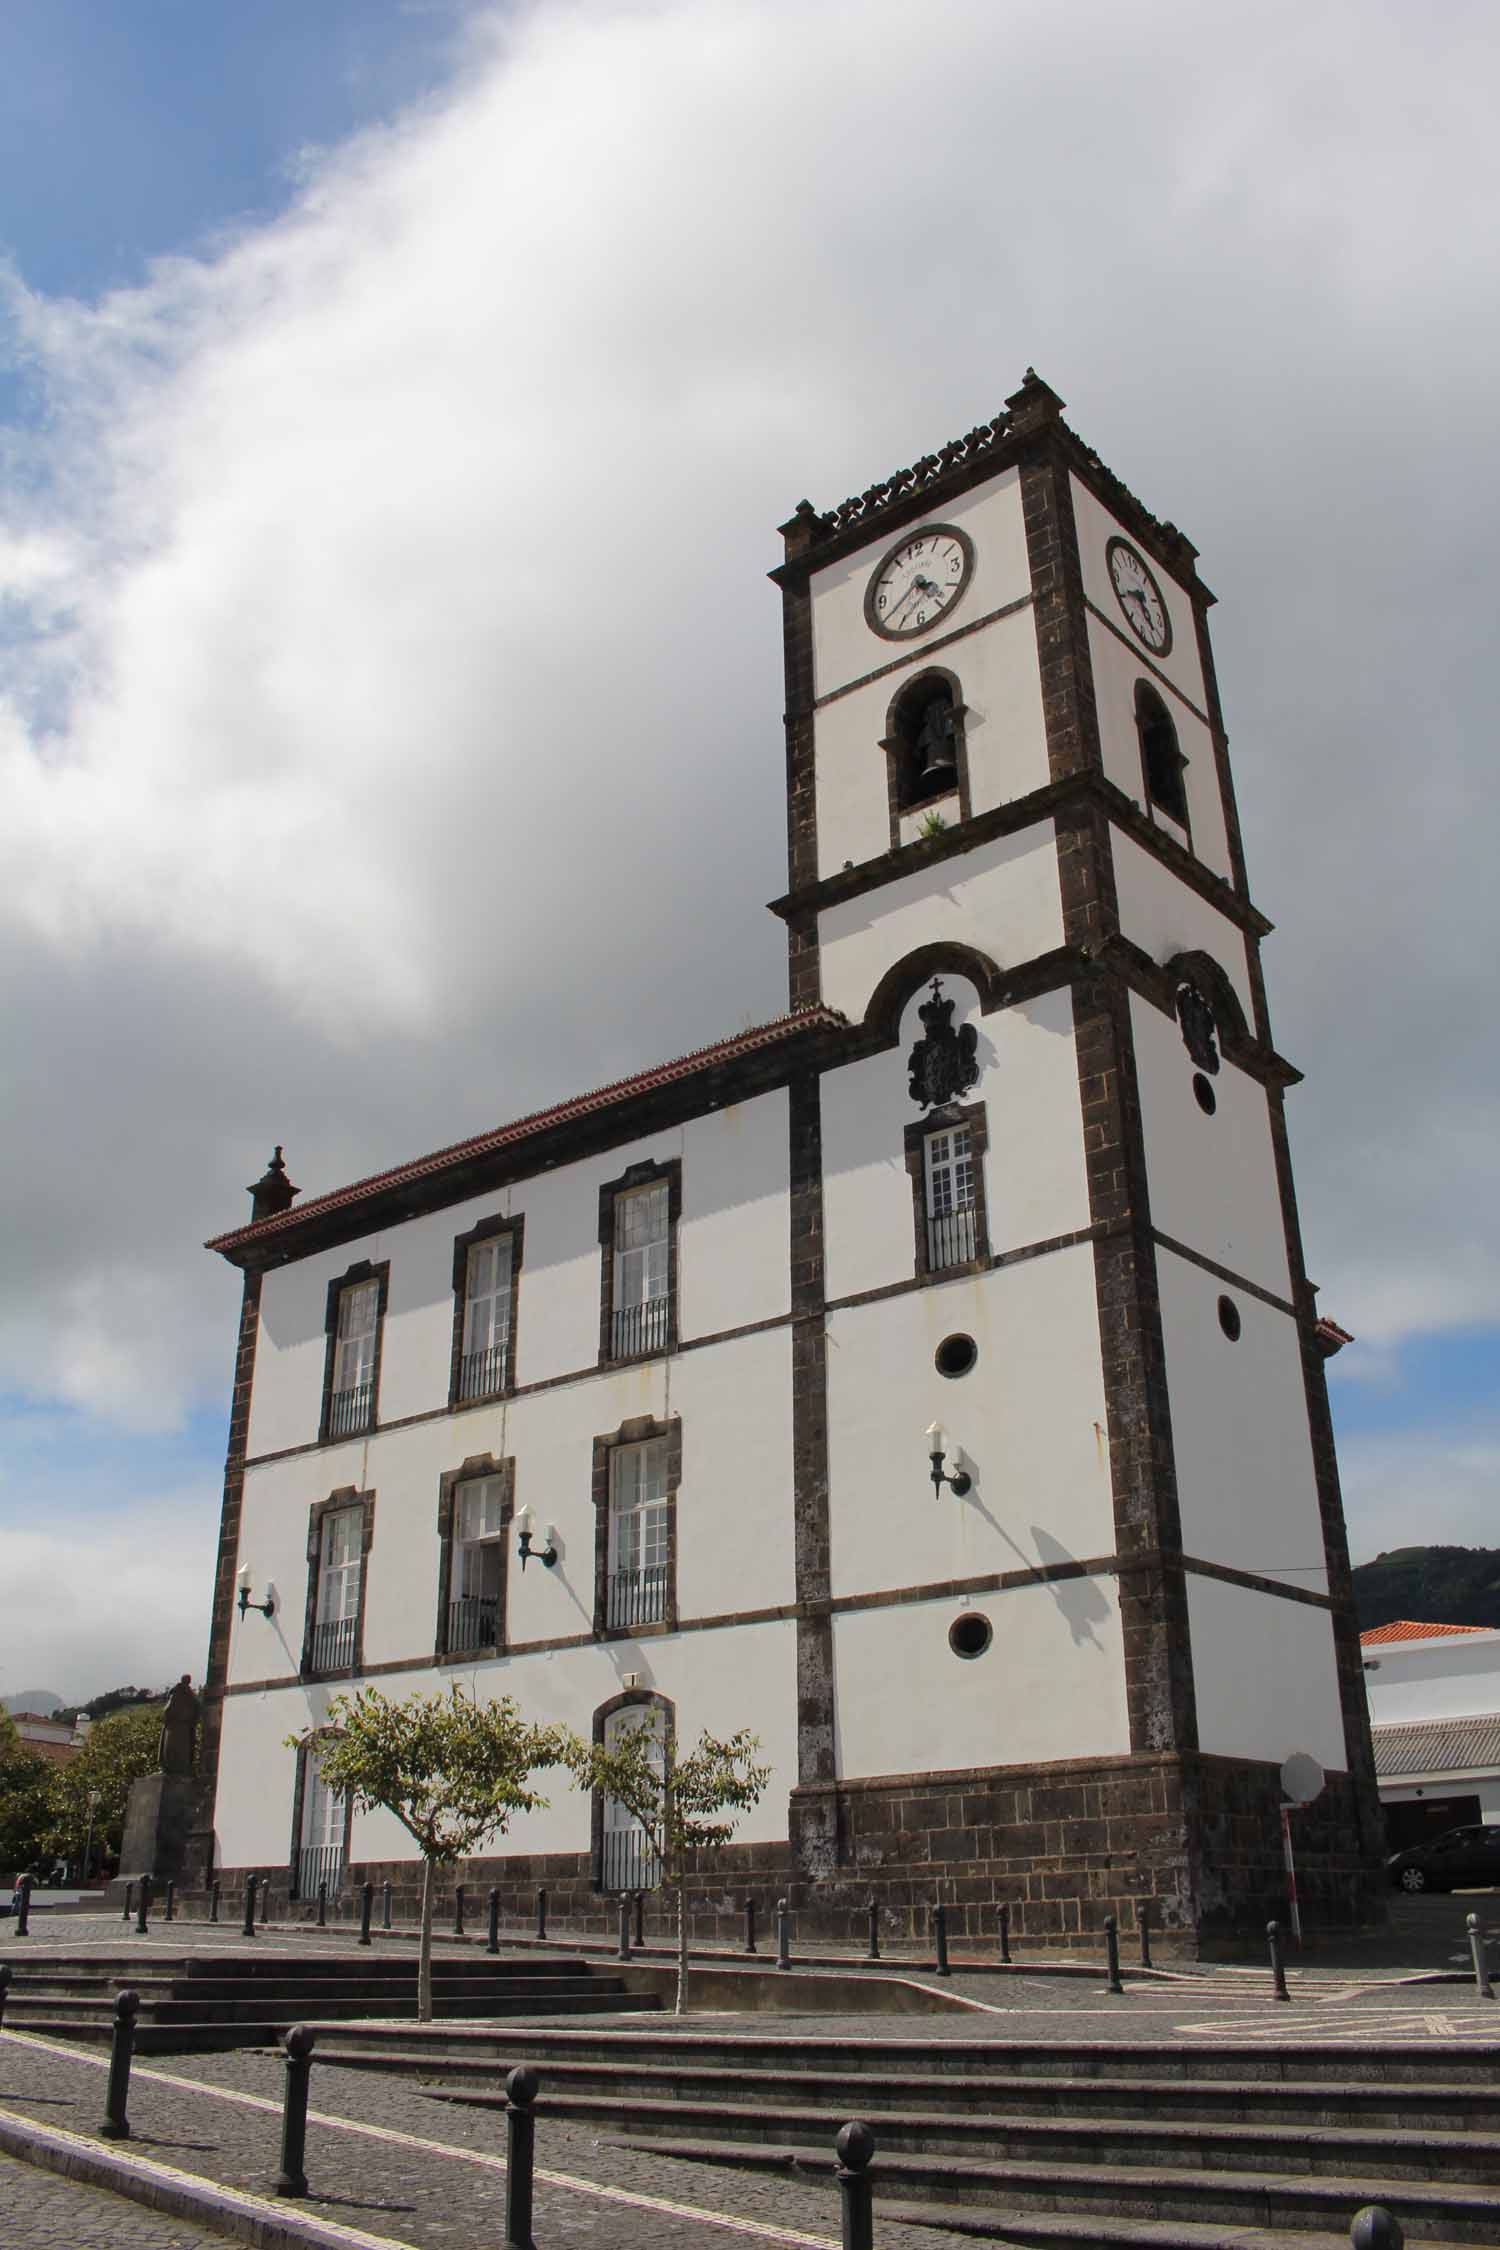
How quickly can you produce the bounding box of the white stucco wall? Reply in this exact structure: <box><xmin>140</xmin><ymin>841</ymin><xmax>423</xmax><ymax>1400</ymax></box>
<box><xmin>1131</xmin><ymin>994</ymin><xmax>1291</xmax><ymax>1300</ymax></box>
<box><xmin>214</xmin><ymin>1614</ymin><xmax>800</xmax><ymax>1873</ymax></box>
<box><xmin>1086</xmin><ymin>613</ymin><xmax>1231</xmax><ymax>884</ymax></box>
<box><xmin>817</xmin><ymin>827</ymin><xmax>1064</xmax><ymax>1026</ymax></box>
<box><xmin>825</xmin><ymin>1242</ymin><xmax>1113</xmax><ymax>1604</ymax></box>
<box><xmin>1069</xmin><ymin>475</ymin><xmax>1205</xmax><ymax>712</ymax></box>
<box><xmin>245</xmin><ymin>1093</ymin><xmax>790</xmax><ymax>1461</ymax></box>
<box><xmin>813</xmin><ymin>605</ymin><xmax>1049</xmax><ymax>876</ymax></box>
<box><xmin>1364</xmin><ymin>1631</ymin><xmax>1500</xmax><ymax>1725</ymax></box>
<box><xmin>1187</xmin><ymin>1572</ymin><xmax>1347</xmax><ymax>1772</ymax></box>
<box><xmin>809</xmin><ymin>471</ymin><xmax>1032</xmax><ymax>704</ymax></box>
<box><xmin>1110</xmin><ymin>830</ymin><xmax>1254</xmax><ymax>1020</ymax></box>
<box><xmin>1157</xmin><ymin>1246</ymin><xmax>1324</xmax><ymax>1592</ymax></box>
<box><xmin>833</xmin><ymin>1574</ymin><xmax>1130</xmax><ymax>1780</ymax></box>
<box><xmin>821</xmin><ymin>979</ymin><xmax>1087</xmax><ymax>1303</ymax></box>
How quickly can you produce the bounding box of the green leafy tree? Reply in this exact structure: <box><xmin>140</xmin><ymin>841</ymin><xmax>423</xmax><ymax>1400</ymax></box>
<box><xmin>48</xmin><ymin>1703</ymin><xmax>166</xmax><ymax>1874</ymax></box>
<box><xmin>0</xmin><ymin>1711</ymin><xmax>57</xmax><ymax>1879</ymax></box>
<box><xmin>291</xmin><ymin>1686</ymin><xmax>568</xmax><ymax>2021</ymax></box>
<box><xmin>567</xmin><ymin>1722</ymin><xmax>768</xmax><ymax>2014</ymax></box>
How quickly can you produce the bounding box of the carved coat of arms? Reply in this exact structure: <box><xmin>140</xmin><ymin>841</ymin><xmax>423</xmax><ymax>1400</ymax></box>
<box><xmin>907</xmin><ymin>979</ymin><xmax>979</xmax><ymax>1109</ymax></box>
<box><xmin>1175</xmin><ymin>981</ymin><xmax>1220</xmax><ymax>1075</ymax></box>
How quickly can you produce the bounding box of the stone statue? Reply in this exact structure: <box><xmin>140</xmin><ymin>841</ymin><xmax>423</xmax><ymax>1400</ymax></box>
<box><xmin>158</xmin><ymin>1676</ymin><xmax>200</xmax><ymax>1778</ymax></box>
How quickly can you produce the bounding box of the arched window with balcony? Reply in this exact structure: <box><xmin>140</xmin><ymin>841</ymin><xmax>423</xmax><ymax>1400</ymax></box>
<box><xmin>591</xmin><ymin>1690</ymin><xmax>670</xmax><ymax>1895</ymax></box>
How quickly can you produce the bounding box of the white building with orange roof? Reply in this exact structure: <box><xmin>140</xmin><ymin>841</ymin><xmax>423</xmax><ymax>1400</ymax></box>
<box><xmin>1361</xmin><ymin>1621</ymin><xmax>1500</xmax><ymax>1848</ymax></box>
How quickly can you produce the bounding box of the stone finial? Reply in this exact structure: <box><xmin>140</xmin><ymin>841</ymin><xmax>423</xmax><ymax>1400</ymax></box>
<box><xmin>248</xmin><ymin>1145</ymin><xmax>299</xmax><ymax>1224</ymax></box>
<box><xmin>1004</xmin><ymin>367</ymin><xmax>1066</xmax><ymax>429</ymax></box>
<box><xmin>778</xmin><ymin>498</ymin><xmax>823</xmax><ymax>559</ymax></box>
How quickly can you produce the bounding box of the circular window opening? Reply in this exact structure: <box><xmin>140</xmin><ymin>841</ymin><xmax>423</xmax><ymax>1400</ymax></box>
<box><xmin>949</xmin><ymin>1612</ymin><xmax>992</xmax><ymax>1660</ymax></box>
<box><xmin>935</xmin><ymin>1332</ymin><xmax>978</xmax><ymax>1380</ymax></box>
<box><xmin>1192</xmin><ymin>1072</ymin><xmax>1217</xmax><ymax>1115</ymax></box>
<box><xmin>1217</xmin><ymin>1294</ymin><xmax>1242</xmax><ymax>1341</ymax></box>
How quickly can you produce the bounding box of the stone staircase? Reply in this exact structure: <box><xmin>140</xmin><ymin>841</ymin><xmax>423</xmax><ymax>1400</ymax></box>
<box><xmin>0</xmin><ymin>1951</ymin><xmax>658</xmax><ymax>2052</ymax></box>
<box><xmin>306</xmin><ymin>2020</ymin><xmax>1500</xmax><ymax>2244</ymax></box>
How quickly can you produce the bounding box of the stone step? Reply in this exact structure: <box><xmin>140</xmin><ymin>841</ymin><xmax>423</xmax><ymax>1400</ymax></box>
<box><xmin>616</xmin><ymin>2134</ymin><xmax>1500</xmax><ymax>2243</ymax></box>
<box><xmin>301</xmin><ymin>2019</ymin><xmax>1500</xmax><ymax>2088</ymax></box>
<box><xmin>420</xmin><ymin>2083</ymin><xmax>1500</xmax><ymax>2186</ymax></box>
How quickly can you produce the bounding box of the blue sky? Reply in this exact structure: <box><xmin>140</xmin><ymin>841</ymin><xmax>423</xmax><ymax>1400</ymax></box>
<box><xmin>0</xmin><ymin>0</ymin><xmax>1496</xmax><ymax>1703</ymax></box>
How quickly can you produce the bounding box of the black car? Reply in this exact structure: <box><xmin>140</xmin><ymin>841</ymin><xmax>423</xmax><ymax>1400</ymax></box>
<box><xmin>1387</xmin><ymin>1823</ymin><xmax>1500</xmax><ymax>1892</ymax></box>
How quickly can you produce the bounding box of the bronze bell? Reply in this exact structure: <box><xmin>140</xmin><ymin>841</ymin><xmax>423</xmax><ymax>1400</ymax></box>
<box><xmin>915</xmin><ymin>698</ymin><xmax>957</xmax><ymax>795</ymax></box>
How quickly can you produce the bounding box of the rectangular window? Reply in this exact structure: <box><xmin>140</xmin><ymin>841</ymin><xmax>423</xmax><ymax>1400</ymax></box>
<box><xmin>924</xmin><ymin>1125</ymin><xmax>977</xmax><ymax>1270</ymax></box>
<box><xmin>298</xmin><ymin>1752</ymin><xmax>348</xmax><ymax>1902</ymax></box>
<box><xmin>600</xmin><ymin>1705</ymin><xmax>665</xmax><ymax>1894</ymax></box>
<box><xmin>459</xmin><ymin>1238</ymin><xmax>513</xmax><ymax>1401</ymax></box>
<box><xmin>607</xmin><ymin>1438</ymin><xmax>669</xmax><ymax>1630</ymax></box>
<box><xmin>448</xmin><ymin>1475</ymin><xmax>504</xmax><ymax>1651</ymax></box>
<box><xmin>329</xmin><ymin>1280</ymin><xmax>378</xmax><ymax>1439</ymax></box>
<box><xmin>612</xmin><ymin>1182</ymin><xmax>670</xmax><ymax>1359</ymax></box>
<box><xmin>312</xmin><ymin>1507</ymin><xmax>362</xmax><ymax>1672</ymax></box>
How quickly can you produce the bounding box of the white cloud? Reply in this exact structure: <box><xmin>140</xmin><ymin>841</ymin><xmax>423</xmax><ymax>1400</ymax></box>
<box><xmin>0</xmin><ymin>0</ymin><xmax>1496</xmax><ymax>1476</ymax></box>
<box><xmin>1342</xmin><ymin>1428</ymin><xmax>1500</xmax><ymax>1569</ymax></box>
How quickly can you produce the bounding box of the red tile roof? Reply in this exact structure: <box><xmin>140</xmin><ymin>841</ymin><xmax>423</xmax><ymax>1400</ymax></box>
<box><xmin>1360</xmin><ymin>1620</ymin><xmax>1490</xmax><ymax>1645</ymax></box>
<box><xmin>207</xmin><ymin>1006</ymin><xmax>847</xmax><ymax>1257</ymax></box>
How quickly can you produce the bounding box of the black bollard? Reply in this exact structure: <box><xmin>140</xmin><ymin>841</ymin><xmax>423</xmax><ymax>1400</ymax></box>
<box><xmin>209</xmin><ymin>1881</ymin><xmax>220</xmax><ymax>1925</ymax></box>
<box><xmin>274</xmin><ymin>2025</ymin><xmax>315</xmax><ymax>2197</ymax></box>
<box><xmin>744</xmin><ymin>1895</ymin><xmax>757</xmax><ymax>1954</ymax></box>
<box><xmin>0</xmin><ymin>1964</ymin><xmax>10</xmax><ymax>2029</ymax></box>
<box><xmin>316</xmin><ymin>1880</ymin><xmax>327</xmax><ymax>1930</ymax></box>
<box><xmin>776</xmin><ymin>1896</ymin><xmax>791</xmax><ymax>1970</ymax></box>
<box><xmin>1350</xmin><ymin>2208</ymin><xmax>1404</xmax><ymax>2250</ymax></box>
<box><xmin>382</xmin><ymin>1879</ymin><xmax>392</xmax><ymax>1930</ymax></box>
<box><xmin>1103</xmin><ymin>1914</ymin><xmax>1124</xmax><ymax>1994</ymax></box>
<box><xmin>1267</xmin><ymin>1918</ymin><xmax>1290</xmax><ymax>2002</ymax></box>
<box><xmin>835</xmin><ymin>2120</ymin><xmax>876</xmax><ymax>2250</ymax></box>
<box><xmin>358</xmin><ymin>1881</ymin><xmax>374</xmax><ymax>1948</ymax></box>
<box><xmin>242</xmin><ymin>1873</ymin><xmax>258</xmax><ymax>1939</ymax></box>
<box><xmin>617</xmin><ymin>1893</ymin><xmax>631</xmax><ymax>1961</ymax></box>
<box><xmin>487</xmin><ymin>1887</ymin><xmax>500</xmax><ymax>1957</ymax></box>
<box><xmin>997</xmin><ymin>1899</ymin><xmax>1011</xmax><ymax>1964</ymax></box>
<box><xmin>122</xmin><ymin>1882</ymin><xmax>133</xmax><ymax>1924</ymax></box>
<box><xmin>135</xmin><ymin>1875</ymin><xmax>151</xmax><ymax>1935</ymax></box>
<box><xmin>632</xmin><ymin>1891</ymin><xmax>645</xmax><ymax>1950</ymax></box>
<box><xmin>1138</xmin><ymin>1900</ymin><xmax>1153</xmax><ymax>1968</ymax></box>
<box><xmin>933</xmin><ymin>1901</ymin><xmax>950</xmax><ymax>1977</ymax></box>
<box><xmin>99</xmin><ymin>1990</ymin><xmax>139</xmax><ymax>2140</ymax></box>
<box><xmin>504</xmin><ymin>2064</ymin><xmax>539</xmax><ymax>2250</ymax></box>
<box><xmin>535</xmin><ymin>1885</ymin><xmax>547</xmax><ymax>1942</ymax></box>
<box><xmin>164</xmin><ymin>1880</ymin><xmax>175</xmax><ymax>1923</ymax></box>
<box><xmin>1467</xmin><ymin>1912</ymin><xmax>1494</xmax><ymax>1999</ymax></box>
<box><xmin>453</xmin><ymin>1884</ymin><xmax>466</xmax><ymax>1938</ymax></box>
<box><xmin>865</xmin><ymin>1896</ymin><xmax>880</xmax><ymax>1963</ymax></box>
<box><xmin>14</xmin><ymin>1878</ymin><xmax>31</xmax><ymax>1939</ymax></box>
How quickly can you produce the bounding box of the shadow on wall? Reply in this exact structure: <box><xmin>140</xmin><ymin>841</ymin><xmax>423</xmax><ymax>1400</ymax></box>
<box><xmin>963</xmin><ymin>1486</ymin><xmax>1113</xmax><ymax>1651</ymax></box>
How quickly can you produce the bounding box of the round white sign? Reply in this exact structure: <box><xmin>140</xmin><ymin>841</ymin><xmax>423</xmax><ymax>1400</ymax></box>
<box><xmin>1280</xmin><ymin>1751</ymin><xmax>1325</xmax><ymax>1805</ymax></box>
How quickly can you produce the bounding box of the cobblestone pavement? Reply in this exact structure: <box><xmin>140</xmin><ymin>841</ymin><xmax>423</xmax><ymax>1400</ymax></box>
<box><xmin>0</xmin><ymin>2029</ymin><xmax>976</xmax><ymax>2249</ymax></box>
<box><xmin>0</xmin><ymin>2149</ymin><xmax>233</xmax><ymax>2248</ymax></box>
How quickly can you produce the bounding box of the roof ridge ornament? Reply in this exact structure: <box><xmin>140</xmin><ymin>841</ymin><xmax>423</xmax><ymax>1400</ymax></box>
<box><xmin>248</xmin><ymin>1144</ymin><xmax>299</xmax><ymax>1223</ymax></box>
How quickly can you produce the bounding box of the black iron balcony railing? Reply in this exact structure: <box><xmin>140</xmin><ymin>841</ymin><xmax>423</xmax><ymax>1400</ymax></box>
<box><xmin>607</xmin><ymin>1563</ymin><xmax>668</xmax><ymax>1632</ymax></box>
<box><xmin>327</xmin><ymin>1381</ymin><xmax>373</xmax><ymax>1440</ymax></box>
<box><xmin>297</xmin><ymin>1843</ymin><xmax>344</xmax><ymax>1903</ymax></box>
<box><xmin>611</xmin><ymin>1297</ymin><xmax>669</xmax><ymax>1360</ymax></box>
<box><xmin>457</xmin><ymin>1343</ymin><xmax>508</xmax><ymax>1402</ymax></box>
<box><xmin>601</xmin><ymin>1827</ymin><xmax>662</xmax><ymax>1895</ymax></box>
<box><xmin>310</xmin><ymin>1614</ymin><xmax>357</xmax><ymax>1673</ymax></box>
<box><xmin>446</xmin><ymin>1595</ymin><xmax>500</xmax><ymax>1653</ymax></box>
<box><xmin>926</xmin><ymin>1203</ymin><xmax>978</xmax><ymax>1271</ymax></box>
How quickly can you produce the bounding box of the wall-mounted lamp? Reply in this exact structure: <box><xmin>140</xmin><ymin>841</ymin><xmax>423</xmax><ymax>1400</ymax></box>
<box><xmin>926</xmin><ymin>1422</ymin><xmax>971</xmax><ymax>1498</ymax></box>
<box><xmin>236</xmin><ymin>1565</ymin><xmax>275</xmax><ymax>1619</ymax></box>
<box><xmin>515</xmin><ymin>1506</ymin><xmax>558</xmax><ymax>1571</ymax></box>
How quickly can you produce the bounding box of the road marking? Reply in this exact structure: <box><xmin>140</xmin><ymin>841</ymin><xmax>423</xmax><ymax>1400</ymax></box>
<box><xmin>0</xmin><ymin>2031</ymin><xmax>838</xmax><ymax>2247</ymax></box>
<box><xmin>1179</xmin><ymin>2006</ymin><xmax>1500</xmax><ymax>2042</ymax></box>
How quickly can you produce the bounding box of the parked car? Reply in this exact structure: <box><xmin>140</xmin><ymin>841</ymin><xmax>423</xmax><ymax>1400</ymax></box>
<box><xmin>1387</xmin><ymin>1824</ymin><xmax>1500</xmax><ymax>1892</ymax></box>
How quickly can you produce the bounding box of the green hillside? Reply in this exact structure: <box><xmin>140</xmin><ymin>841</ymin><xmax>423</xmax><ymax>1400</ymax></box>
<box><xmin>1353</xmin><ymin>1545</ymin><xmax>1500</xmax><ymax>1632</ymax></box>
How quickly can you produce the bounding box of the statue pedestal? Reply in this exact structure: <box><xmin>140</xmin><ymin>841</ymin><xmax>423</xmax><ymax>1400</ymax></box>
<box><xmin>117</xmin><ymin>1773</ymin><xmax>202</xmax><ymax>1884</ymax></box>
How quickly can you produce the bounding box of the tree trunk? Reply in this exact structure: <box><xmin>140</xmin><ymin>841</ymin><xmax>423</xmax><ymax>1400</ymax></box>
<box><xmin>418</xmin><ymin>1856</ymin><xmax>435</xmax><ymax>2023</ymax></box>
<box><xmin>675</xmin><ymin>1876</ymin><xmax>689</xmax><ymax>2016</ymax></box>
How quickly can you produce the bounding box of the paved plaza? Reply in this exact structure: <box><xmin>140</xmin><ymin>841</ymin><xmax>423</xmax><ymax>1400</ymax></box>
<box><xmin>1</xmin><ymin>1896</ymin><xmax>1498</xmax><ymax>2246</ymax></box>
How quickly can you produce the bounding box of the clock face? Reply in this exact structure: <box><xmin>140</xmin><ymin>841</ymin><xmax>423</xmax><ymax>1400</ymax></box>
<box><xmin>1106</xmin><ymin>536</ymin><xmax>1173</xmax><ymax>656</ymax></box>
<box><xmin>865</xmin><ymin>525</ymin><xmax>974</xmax><ymax>640</ymax></box>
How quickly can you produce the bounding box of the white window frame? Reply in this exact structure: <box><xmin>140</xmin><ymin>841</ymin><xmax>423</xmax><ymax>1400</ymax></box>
<box><xmin>607</xmin><ymin>1438</ymin><xmax>669</xmax><ymax>1629</ymax></box>
<box><xmin>312</xmin><ymin>1506</ymin><xmax>362</xmax><ymax>1671</ymax></box>
<box><xmin>297</xmin><ymin>1746</ymin><xmax>349</xmax><ymax>1902</ymax></box>
<box><xmin>612</xmin><ymin>1181</ymin><xmax>670</xmax><ymax>1357</ymax></box>
<box><xmin>600</xmin><ymin>1704</ymin><xmax>665</xmax><ymax>1893</ymax></box>
<box><xmin>330</xmin><ymin>1278</ymin><xmax>379</xmax><ymax>1435</ymax></box>
<box><xmin>923</xmin><ymin>1124</ymin><xmax>977</xmax><ymax>1270</ymax></box>
<box><xmin>459</xmin><ymin>1238</ymin><xmax>512</xmax><ymax>1399</ymax></box>
<box><xmin>449</xmin><ymin>1475</ymin><xmax>505</xmax><ymax>1649</ymax></box>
